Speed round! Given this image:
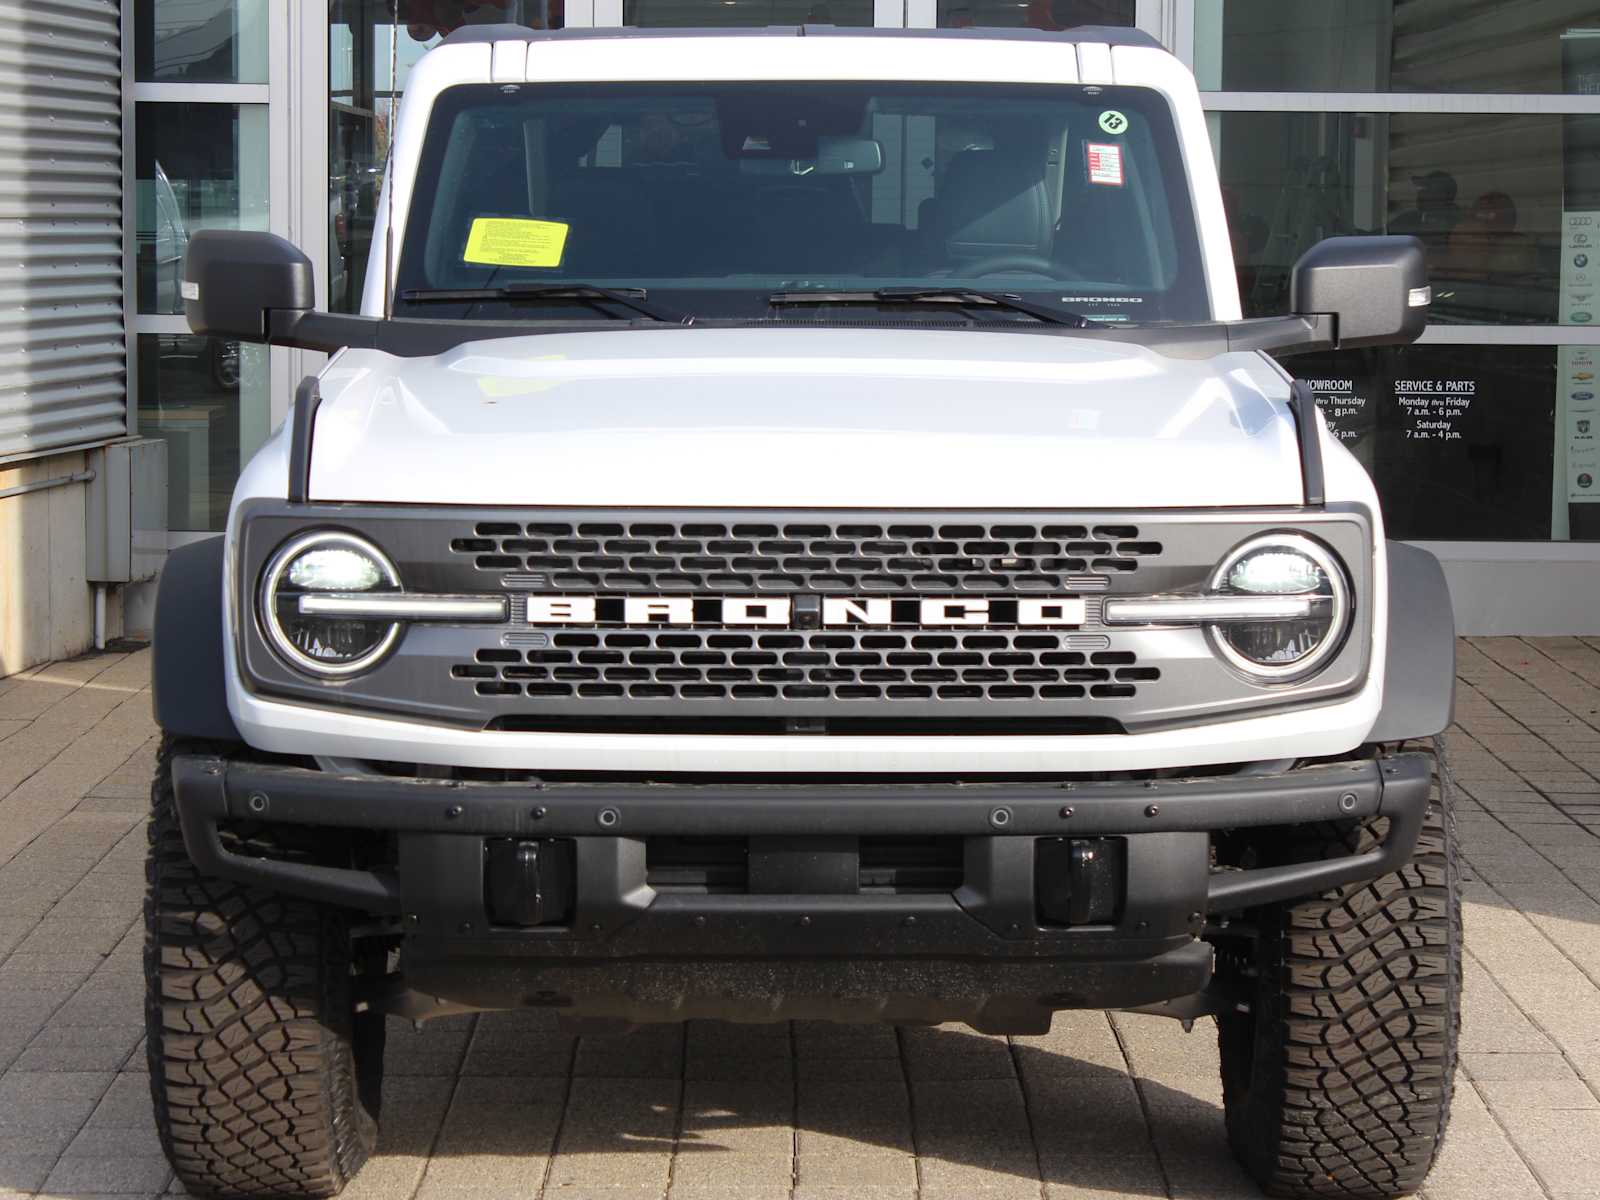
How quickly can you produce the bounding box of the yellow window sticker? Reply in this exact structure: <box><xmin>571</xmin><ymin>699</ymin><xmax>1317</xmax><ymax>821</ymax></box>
<box><xmin>463</xmin><ymin>217</ymin><xmax>570</xmax><ymax>268</ymax></box>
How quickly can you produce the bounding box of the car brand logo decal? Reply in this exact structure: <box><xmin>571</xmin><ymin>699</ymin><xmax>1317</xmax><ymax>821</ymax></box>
<box><xmin>524</xmin><ymin>596</ymin><xmax>1087</xmax><ymax>628</ymax></box>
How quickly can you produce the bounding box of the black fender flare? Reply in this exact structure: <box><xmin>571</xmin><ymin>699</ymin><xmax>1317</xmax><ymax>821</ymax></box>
<box><xmin>1368</xmin><ymin>540</ymin><xmax>1455</xmax><ymax>743</ymax></box>
<box><xmin>152</xmin><ymin>536</ymin><xmax>241</xmax><ymax>744</ymax></box>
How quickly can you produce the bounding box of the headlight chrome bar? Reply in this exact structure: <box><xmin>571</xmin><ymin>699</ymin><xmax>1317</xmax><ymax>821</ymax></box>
<box><xmin>1103</xmin><ymin>595</ymin><xmax>1321</xmax><ymax>625</ymax></box>
<box><xmin>298</xmin><ymin>593</ymin><xmax>508</xmax><ymax>622</ymax></box>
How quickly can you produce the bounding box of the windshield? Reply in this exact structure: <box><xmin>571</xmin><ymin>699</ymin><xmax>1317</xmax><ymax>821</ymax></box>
<box><xmin>393</xmin><ymin>80</ymin><xmax>1210</xmax><ymax>325</ymax></box>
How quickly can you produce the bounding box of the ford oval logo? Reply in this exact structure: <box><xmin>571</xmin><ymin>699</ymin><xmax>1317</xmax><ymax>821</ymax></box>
<box><xmin>1573</xmin><ymin>312</ymin><xmax>1595</xmax><ymax>323</ymax></box>
<box><xmin>1574</xmin><ymin>391</ymin><xmax>1595</xmax><ymax>402</ymax></box>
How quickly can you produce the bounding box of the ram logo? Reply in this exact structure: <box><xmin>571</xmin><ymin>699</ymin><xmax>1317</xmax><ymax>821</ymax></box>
<box><xmin>525</xmin><ymin>596</ymin><xmax>1087</xmax><ymax>628</ymax></box>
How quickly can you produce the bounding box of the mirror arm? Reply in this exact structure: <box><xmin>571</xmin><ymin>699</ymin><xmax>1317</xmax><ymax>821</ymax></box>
<box><xmin>1226</xmin><ymin>313</ymin><xmax>1336</xmax><ymax>356</ymax></box>
<box><xmin>265</xmin><ymin>308</ymin><xmax>554</xmax><ymax>357</ymax></box>
<box><xmin>1083</xmin><ymin>313</ymin><xmax>1335</xmax><ymax>361</ymax></box>
<box><xmin>266</xmin><ymin>308</ymin><xmax>384</xmax><ymax>352</ymax></box>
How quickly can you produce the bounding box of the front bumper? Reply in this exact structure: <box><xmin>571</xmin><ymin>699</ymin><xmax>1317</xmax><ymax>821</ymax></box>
<box><xmin>170</xmin><ymin>753</ymin><xmax>1431</xmax><ymax>1029</ymax></box>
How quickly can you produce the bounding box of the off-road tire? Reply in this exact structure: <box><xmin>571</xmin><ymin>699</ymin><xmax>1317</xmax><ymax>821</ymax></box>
<box><xmin>1218</xmin><ymin>743</ymin><xmax>1460</xmax><ymax>1199</ymax></box>
<box><xmin>145</xmin><ymin>736</ymin><xmax>383</xmax><ymax>1198</ymax></box>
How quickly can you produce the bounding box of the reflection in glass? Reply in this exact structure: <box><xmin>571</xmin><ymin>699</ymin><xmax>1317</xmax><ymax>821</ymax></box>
<box><xmin>625</xmin><ymin>0</ymin><xmax>872</xmax><ymax>25</ymax></box>
<box><xmin>136</xmin><ymin>104</ymin><xmax>269</xmax><ymax>315</ymax></box>
<box><xmin>137</xmin><ymin>335</ymin><xmax>270</xmax><ymax>533</ymax></box>
<box><xmin>1213</xmin><ymin>111</ymin><xmax>1565</xmax><ymax>323</ymax></box>
<box><xmin>936</xmin><ymin>0</ymin><xmax>1131</xmax><ymax>29</ymax></box>
<box><xmin>1286</xmin><ymin>345</ymin><xmax>1567</xmax><ymax>542</ymax></box>
<box><xmin>1196</xmin><ymin>0</ymin><xmax>1600</xmax><ymax>94</ymax></box>
<box><xmin>329</xmin><ymin>3</ymin><xmax>563</xmax><ymax>312</ymax></box>
<box><xmin>135</xmin><ymin>0</ymin><xmax>269</xmax><ymax>83</ymax></box>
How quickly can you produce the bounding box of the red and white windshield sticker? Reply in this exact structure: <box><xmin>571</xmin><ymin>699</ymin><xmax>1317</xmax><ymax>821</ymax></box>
<box><xmin>1086</xmin><ymin>142</ymin><xmax>1125</xmax><ymax>187</ymax></box>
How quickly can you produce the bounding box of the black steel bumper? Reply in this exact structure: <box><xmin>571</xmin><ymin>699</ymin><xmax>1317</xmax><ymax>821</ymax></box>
<box><xmin>170</xmin><ymin>753</ymin><xmax>1431</xmax><ymax>1028</ymax></box>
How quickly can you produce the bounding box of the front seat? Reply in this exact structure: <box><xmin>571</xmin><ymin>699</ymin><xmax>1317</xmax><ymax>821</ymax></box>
<box><xmin>923</xmin><ymin>149</ymin><xmax>1055</xmax><ymax>272</ymax></box>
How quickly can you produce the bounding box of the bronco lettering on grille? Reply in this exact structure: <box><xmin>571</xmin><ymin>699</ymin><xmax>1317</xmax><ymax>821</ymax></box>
<box><xmin>525</xmin><ymin>596</ymin><xmax>1087</xmax><ymax>627</ymax></box>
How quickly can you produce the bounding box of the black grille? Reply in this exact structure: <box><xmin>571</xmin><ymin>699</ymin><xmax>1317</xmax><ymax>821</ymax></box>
<box><xmin>452</xmin><ymin>630</ymin><xmax>1159</xmax><ymax>703</ymax></box>
<box><xmin>450</xmin><ymin>519</ymin><xmax>1162</xmax><ymax>591</ymax></box>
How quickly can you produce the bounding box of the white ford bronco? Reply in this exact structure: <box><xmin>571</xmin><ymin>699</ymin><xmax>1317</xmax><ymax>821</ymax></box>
<box><xmin>148</xmin><ymin>23</ymin><xmax>1459</xmax><ymax>1199</ymax></box>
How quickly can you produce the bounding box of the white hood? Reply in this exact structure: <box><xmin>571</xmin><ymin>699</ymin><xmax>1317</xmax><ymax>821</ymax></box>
<box><xmin>307</xmin><ymin>327</ymin><xmax>1304</xmax><ymax>508</ymax></box>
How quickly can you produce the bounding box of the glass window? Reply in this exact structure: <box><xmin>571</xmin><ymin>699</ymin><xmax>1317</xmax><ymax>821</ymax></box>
<box><xmin>1285</xmin><ymin>343</ymin><xmax>1600</xmax><ymax>542</ymax></box>
<box><xmin>135</xmin><ymin>104</ymin><xmax>269</xmax><ymax>315</ymax></box>
<box><xmin>625</xmin><ymin>0</ymin><xmax>873</xmax><ymax>25</ymax></box>
<box><xmin>936</xmin><ymin>0</ymin><xmax>1131</xmax><ymax>30</ymax></box>
<box><xmin>136</xmin><ymin>335</ymin><xmax>270</xmax><ymax>532</ymax></box>
<box><xmin>135</xmin><ymin>0</ymin><xmax>269</xmax><ymax>84</ymax></box>
<box><xmin>330</xmin><ymin>3</ymin><xmax>565</xmax><ymax>313</ymax></box>
<box><xmin>1211</xmin><ymin>110</ymin><xmax>1600</xmax><ymax>323</ymax></box>
<box><xmin>394</xmin><ymin>81</ymin><xmax>1210</xmax><ymax>325</ymax></box>
<box><xmin>1196</xmin><ymin>0</ymin><xmax>1600</xmax><ymax>94</ymax></box>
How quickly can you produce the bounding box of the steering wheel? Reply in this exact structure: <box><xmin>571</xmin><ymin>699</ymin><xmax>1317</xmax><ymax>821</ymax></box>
<box><xmin>955</xmin><ymin>253</ymin><xmax>1061</xmax><ymax>278</ymax></box>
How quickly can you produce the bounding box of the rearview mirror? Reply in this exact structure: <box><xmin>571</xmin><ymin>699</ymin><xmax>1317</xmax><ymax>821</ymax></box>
<box><xmin>816</xmin><ymin>136</ymin><xmax>884</xmax><ymax>176</ymax></box>
<box><xmin>184</xmin><ymin>230</ymin><xmax>315</xmax><ymax>342</ymax></box>
<box><xmin>1290</xmin><ymin>235</ymin><xmax>1430</xmax><ymax>348</ymax></box>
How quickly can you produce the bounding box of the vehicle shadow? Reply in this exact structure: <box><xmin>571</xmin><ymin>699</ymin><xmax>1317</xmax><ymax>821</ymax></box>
<box><xmin>374</xmin><ymin>1014</ymin><xmax>1265</xmax><ymax>1197</ymax></box>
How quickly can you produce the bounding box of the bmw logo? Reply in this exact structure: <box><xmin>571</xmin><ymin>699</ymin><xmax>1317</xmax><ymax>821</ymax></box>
<box><xmin>1577</xmin><ymin>254</ymin><xmax>1591</xmax><ymax>268</ymax></box>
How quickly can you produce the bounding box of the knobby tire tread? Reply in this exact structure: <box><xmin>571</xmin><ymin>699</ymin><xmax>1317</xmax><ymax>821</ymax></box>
<box><xmin>1219</xmin><ymin>743</ymin><xmax>1461</xmax><ymax>1199</ymax></box>
<box><xmin>145</xmin><ymin>736</ymin><xmax>379</xmax><ymax>1199</ymax></box>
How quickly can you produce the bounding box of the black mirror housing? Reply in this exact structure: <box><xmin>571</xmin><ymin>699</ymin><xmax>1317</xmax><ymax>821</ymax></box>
<box><xmin>1290</xmin><ymin>235</ymin><xmax>1429</xmax><ymax>349</ymax></box>
<box><xmin>184</xmin><ymin>230</ymin><xmax>315</xmax><ymax>342</ymax></box>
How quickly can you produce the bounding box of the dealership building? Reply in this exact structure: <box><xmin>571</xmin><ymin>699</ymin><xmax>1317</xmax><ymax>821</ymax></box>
<box><xmin>1</xmin><ymin>0</ymin><xmax>1598</xmax><ymax>673</ymax></box>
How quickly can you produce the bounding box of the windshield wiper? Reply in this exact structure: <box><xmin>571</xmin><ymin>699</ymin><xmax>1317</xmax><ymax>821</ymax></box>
<box><xmin>398</xmin><ymin>283</ymin><xmax>688</xmax><ymax>324</ymax></box>
<box><xmin>767</xmin><ymin>287</ymin><xmax>1097</xmax><ymax>328</ymax></box>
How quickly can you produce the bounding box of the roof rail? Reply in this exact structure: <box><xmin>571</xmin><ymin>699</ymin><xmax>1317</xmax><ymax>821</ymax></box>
<box><xmin>440</xmin><ymin>23</ymin><xmax>1161</xmax><ymax>49</ymax></box>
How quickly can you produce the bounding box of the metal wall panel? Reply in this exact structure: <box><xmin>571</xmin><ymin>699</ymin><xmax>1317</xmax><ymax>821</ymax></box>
<box><xmin>0</xmin><ymin>0</ymin><xmax>126</xmax><ymax>461</ymax></box>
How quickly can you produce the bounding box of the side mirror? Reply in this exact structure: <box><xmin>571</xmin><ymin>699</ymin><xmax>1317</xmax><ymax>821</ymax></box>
<box><xmin>180</xmin><ymin>227</ymin><xmax>522</xmax><ymax>359</ymax></box>
<box><xmin>184</xmin><ymin>230</ymin><xmax>314</xmax><ymax>342</ymax></box>
<box><xmin>1290</xmin><ymin>235</ymin><xmax>1430</xmax><ymax>348</ymax></box>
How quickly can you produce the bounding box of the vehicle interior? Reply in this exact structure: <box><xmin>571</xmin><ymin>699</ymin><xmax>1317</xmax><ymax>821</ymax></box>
<box><xmin>401</xmin><ymin>82</ymin><xmax>1208</xmax><ymax>320</ymax></box>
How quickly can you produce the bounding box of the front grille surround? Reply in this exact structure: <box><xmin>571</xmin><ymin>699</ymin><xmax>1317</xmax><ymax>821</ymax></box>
<box><xmin>234</xmin><ymin>503</ymin><xmax>1376</xmax><ymax>733</ymax></box>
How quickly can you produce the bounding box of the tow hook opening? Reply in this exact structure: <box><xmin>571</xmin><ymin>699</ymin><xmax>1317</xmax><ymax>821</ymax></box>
<box><xmin>484</xmin><ymin>838</ymin><xmax>576</xmax><ymax>927</ymax></box>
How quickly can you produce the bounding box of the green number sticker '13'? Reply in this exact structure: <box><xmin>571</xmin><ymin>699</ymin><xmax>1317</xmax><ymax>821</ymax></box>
<box><xmin>1098</xmin><ymin>110</ymin><xmax>1128</xmax><ymax>135</ymax></box>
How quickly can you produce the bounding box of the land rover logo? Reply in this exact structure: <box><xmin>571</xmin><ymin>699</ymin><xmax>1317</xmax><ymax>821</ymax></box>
<box><xmin>525</xmin><ymin>595</ymin><xmax>1087</xmax><ymax>627</ymax></box>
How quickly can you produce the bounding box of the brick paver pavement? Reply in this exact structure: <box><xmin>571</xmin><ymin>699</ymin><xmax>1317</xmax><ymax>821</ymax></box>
<box><xmin>0</xmin><ymin>638</ymin><xmax>1597</xmax><ymax>1199</ymax></box>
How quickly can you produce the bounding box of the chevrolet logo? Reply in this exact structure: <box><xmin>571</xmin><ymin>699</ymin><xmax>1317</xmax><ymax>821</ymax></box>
<box><xmin>525</xmin><ymin>596</ymin><xmax>1086</xmax><ymax>627</ymax></box>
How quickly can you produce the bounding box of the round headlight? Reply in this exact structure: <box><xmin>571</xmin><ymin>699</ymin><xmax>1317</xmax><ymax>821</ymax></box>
<box><xmin>259</xmin><ymin>531</ymin><xmax>401</xmax><ymax>677</ymax></box>
<box><xmin>1207</xmin><ymin>534</ymin><xmax>1350</xmax><ymax>681</ymax></box>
